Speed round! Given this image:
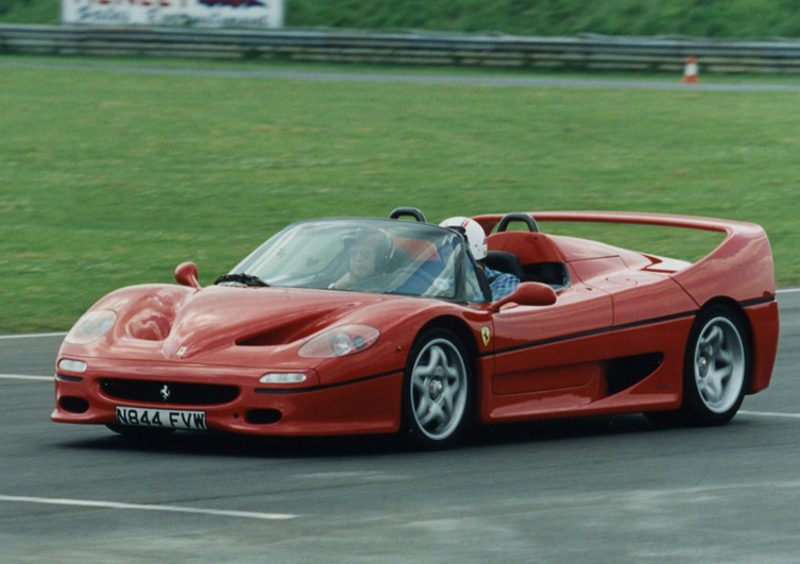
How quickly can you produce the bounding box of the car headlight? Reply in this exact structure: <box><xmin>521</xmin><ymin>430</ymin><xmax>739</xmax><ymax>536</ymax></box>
<box><xmin>298</xmin><ymin>324</ymin><xmax>380</xmax><ymax>359</ymax></box>
<box><xmin>58</xmin><ymin>359</ymin><xmax>88</xmax><ymax>373</ymax></box>
<box><xmin>259</xmin><ymin>373</ymin><xmax>308</xmax><ymax>384</ymax></box>
<box><xmin>64</xmin><ymin>309</ymin><xmax>117</xmax><ymax>345</ymax></box>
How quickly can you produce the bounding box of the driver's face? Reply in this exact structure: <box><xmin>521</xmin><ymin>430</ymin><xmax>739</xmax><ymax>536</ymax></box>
<box><xmin>349</xmin><ymin>246</ymin><xmax>377</xmax><ymax>279</ymax></box>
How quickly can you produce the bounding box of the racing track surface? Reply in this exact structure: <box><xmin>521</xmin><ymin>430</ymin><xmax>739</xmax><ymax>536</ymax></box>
<box><xmin>2</xmin><ymin>292</ymin><xmax>800</xmax><ymax>564</ymax></box>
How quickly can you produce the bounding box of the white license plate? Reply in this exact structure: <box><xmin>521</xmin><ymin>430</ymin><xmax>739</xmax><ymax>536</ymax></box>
<box><xmin>115</xmin><ymin>406</ymin><xmax>207</xmax><ymax>430</ymax></box>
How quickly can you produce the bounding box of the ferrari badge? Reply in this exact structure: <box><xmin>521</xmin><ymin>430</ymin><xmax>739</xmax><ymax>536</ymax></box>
<box><xmin>481</xmin><ymin>326</ymin><xmax>491</xmax><ymax>346</ymax></box>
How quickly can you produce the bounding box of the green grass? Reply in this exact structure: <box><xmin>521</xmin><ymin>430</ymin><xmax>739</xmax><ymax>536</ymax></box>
<box><xmin>2</xmin><ymin>55</ymin><xmax>800</xmax><ymax>333</ymax></box>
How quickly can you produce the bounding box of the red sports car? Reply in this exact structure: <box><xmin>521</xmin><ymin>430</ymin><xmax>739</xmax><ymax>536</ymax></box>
<box><xmin>52</xmin><ymin>209</ymin><xmax>779</xmax><ymax>449</ymax></box>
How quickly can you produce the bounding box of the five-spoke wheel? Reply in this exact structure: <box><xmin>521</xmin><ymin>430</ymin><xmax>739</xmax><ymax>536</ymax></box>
<box><xmin>683</xmin><ymin>305</ymin><xmax>751</xmax><ymax>426</ymax></box>
<box><xmin>402</xmin><ymin>328</ymin><xmax>473</xmax><ymax>449</ymax></box>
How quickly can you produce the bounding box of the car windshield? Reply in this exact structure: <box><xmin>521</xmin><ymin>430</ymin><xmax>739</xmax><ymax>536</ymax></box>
<box><xmin>223</xmin><ymin>218</ymin><xmax>487</xmax><ymax>302</ymax></box>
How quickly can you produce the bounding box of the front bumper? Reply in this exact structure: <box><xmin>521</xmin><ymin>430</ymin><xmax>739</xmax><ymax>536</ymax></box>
<box><xmin>52</xmin><ymin>357</ymin><xmax>403</xmax><ymax>436</ymax></box>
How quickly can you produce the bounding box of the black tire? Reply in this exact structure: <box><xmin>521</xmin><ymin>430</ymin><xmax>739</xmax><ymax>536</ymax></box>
<box><xmin>401</xmin><ymin>327</ymin><xmax>474</xmax><ymax>450</ymax></box>
<box><xmin>681</xmin><ymin>305</ymin><xmax>751</xmax><ymax>426</ymax></box>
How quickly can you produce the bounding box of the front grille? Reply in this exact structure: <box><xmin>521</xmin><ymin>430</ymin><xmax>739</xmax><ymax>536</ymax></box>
<box><xmin>100</xmin><ymin>378</ymin><xmax>239</xmax><ymax>406</ymax></box>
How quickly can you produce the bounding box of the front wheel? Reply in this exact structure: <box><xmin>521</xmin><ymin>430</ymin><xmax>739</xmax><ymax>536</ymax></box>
<box><xmin>401</xmin><ymin>328</ymin><xmax>474</xmax><ymax>450</ymax></box>
<box><xmin>682</xmin><ymin>305</ymin><xmax>751</xmax><ymax>426</ymax></box>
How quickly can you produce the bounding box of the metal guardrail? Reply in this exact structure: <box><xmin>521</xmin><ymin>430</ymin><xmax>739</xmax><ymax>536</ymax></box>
<box><xmin>2</xmin><ymin>23</ymin><xmax>800</xmax><ymax>73</ymax></box>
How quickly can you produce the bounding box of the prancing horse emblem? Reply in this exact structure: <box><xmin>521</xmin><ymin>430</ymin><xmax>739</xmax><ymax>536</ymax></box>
<box><xmin>481</xmin><ymin>326</ymin><xmax>491</xmax><ymax>346</ymax></box>
<box><xmin>160</xmin><ymin>385</ymin><xmax>171</xmax><ymax>402</ymax></box>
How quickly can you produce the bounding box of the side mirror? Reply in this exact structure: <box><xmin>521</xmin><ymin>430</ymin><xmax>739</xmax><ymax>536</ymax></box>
<box><xmin>489</xmin><ymin>282</ymin><xmax>557</xmax><ymax>312</ymax></box>
<box><xmin>175</xmin><ymin>262</ymin><xmax>201</xmax><ymax>290</ymax></box>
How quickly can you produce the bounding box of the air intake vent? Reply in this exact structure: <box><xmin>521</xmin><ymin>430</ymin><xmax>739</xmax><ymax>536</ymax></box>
<box><xmin>606</xmin><ymin>353</ymin><xmax>664</xmax><ymax>396</ymax></box>
<box><xmin>246</xmin><ymin>409</ymin><xmax>282</xmax><ymax>425</ymax></box>
<box><xmin>101</xmin><ymin>379</ymin><xmax>239</xmax><ymax>406</ymax></box>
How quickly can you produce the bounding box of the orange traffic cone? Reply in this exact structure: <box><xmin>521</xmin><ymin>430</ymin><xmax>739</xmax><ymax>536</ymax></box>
<box><xmin>681</xmin><ymin>56</ymin><xmax>699</xmax><ymax>83</ymax></box>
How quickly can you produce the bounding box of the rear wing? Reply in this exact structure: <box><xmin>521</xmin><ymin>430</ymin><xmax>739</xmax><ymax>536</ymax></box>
<box><xmin>473</xmin><ymin>211</ymin><xmax>776</xmax><ymax>305</ymax></box>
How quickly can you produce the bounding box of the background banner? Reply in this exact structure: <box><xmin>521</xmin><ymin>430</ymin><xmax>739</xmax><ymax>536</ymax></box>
<box><xmin>62</xmin><ymin>0</ymin><xmax>285</xmax><ymax>28</ymax></box>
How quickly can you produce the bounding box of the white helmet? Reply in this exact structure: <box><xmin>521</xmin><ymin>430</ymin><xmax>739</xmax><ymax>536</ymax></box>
<box><xmin>439</xmin><ymin>217</ymin><xmax>488</xmax><ymax>261</ymax></box>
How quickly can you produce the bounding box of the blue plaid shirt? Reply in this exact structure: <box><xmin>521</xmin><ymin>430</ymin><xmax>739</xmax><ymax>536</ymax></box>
<box><xmin>484</xmin><ymin>266</ymin><xmax>520</xmax><ymax>302</ymax></box>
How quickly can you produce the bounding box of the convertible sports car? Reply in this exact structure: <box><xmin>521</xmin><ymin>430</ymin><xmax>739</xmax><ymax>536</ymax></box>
<box><xmin>53</xmin><ymin>208</ymin><xmax>779</xmax><ymax>449</ymax></box>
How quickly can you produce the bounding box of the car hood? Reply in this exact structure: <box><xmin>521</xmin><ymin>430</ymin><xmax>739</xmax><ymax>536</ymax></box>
<box><xmin>79</xmin><ymin>284</ymin><xmax>432</xmax><ymax>366</ymax></box>
<box><xmin>160</xmin><ymin>286</ymin><xmax>394</xmax><ymax>359</ymax></box>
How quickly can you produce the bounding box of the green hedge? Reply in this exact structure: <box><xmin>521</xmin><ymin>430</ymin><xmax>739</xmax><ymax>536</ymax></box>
<box><xmin>0</xmin><ymin>0</ymin><xmax>57</xmax><ymax>23</ymax></box>
<box><xmin>2</xmin><ymin>0</ymin><xmax>800</xmax><ymax>37</ymax></box>
<box><xmin>287</xmin><ymin>0</ymin><xmax>800</xmax><ymax>38</ymax></box>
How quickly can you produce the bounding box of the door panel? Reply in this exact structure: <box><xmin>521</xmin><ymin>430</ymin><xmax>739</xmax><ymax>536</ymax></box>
<box><xmin>491</xmin><ymin>283</ymin><xmax>613</xmax><ymax>397</ymax></box>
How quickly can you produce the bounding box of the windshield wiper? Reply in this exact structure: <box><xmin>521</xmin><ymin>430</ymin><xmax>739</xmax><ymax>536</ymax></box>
<box><xmin>214</xmin><ymin>273</ymin><xmax>270</xmax><ymax>287</ymax></box>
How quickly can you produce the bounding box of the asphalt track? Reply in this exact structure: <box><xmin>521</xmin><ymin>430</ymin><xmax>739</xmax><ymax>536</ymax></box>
<box><xmin>1</xmin><ymin>291</ymin><xmax>799</xmax><ymax>563</ymax></box>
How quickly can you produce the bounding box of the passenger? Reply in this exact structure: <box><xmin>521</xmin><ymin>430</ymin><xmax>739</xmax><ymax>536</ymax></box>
<box><xmin>331</xmin><ymin>229</ymin><xmax>394</xmax><ymax>290</ymax></box>
<box><xmin>439</xmin><ymin>217</ymin><xmax>520</xmax><ymax>302</ymax></box>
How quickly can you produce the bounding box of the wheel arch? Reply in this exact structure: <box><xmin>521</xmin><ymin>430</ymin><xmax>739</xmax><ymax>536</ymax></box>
<box><xmin>413</xmin><ymin>315</ymin><xmax>480</xmax><ymax>364</ymax></box>
<box><xmin>699</xmin><ymin>296</ymin><xmax>753</xmax><ymax>329</ymax></box>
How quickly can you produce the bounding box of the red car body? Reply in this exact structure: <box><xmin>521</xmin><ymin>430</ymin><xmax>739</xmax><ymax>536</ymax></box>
<box><xmin>52</xmin><ymin>211</ymin><xmax>779</xmax><ymax>447</ymax></box>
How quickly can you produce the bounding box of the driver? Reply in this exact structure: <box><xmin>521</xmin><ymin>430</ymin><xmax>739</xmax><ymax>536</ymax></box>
<box><xmin>330</xmin><ymin>229</ymin><xmax>394</xmax><ymax>290</ymax></box>
<box><xmin>439</xmin><ymin>217</ymin><xmax>520</xmax><ymax>302</ymax></box>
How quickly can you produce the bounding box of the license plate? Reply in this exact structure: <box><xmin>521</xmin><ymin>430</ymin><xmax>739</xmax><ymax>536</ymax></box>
<box><xmin>115</xmin><ymin>406</ymin><xmax>207</xmax><ymax>431</ymax></box>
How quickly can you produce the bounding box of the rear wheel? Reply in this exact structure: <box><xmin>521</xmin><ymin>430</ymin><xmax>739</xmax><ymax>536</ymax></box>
<box><xmin>683</xmin><ymin>305</ymin><xmax>751</xmax><ymax>426</ymax></box>
<box><xmin>401</xmin><ymin>328</ymin><xmax>474</xmax><ymax>450</ymax></box>
<box><xmin>646</xmin><ymin>305</ymin><xmax>751</xmax><ymax>428</ymax></box>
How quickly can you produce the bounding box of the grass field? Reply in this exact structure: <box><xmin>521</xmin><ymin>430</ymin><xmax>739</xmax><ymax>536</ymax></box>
<box><xmin>2</xmin><ymin>56</ymin><xmax>800</xmax><ymax>333</ymax></box>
